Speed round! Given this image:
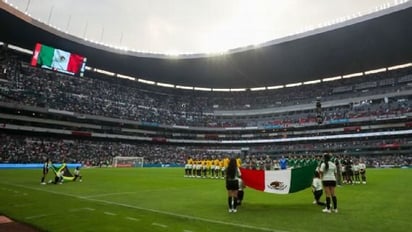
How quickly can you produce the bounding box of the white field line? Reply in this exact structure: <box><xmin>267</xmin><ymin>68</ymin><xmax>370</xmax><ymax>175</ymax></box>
<box><xmin>104</xmin><ymin>212</ymin><xmax>117</xmax><ymax>216</ymax></box>
<box><xmin>125</xmin><ymin>217</ymin><xmax>140</xmax><ymax>221</ymax></box>
<box><xmin>82</xmin><ymin>192</ymin><xmax>137</xmax><ymax>199</ymax></box>
<box><xmin>13</xmin><ymin>203</ymin><xmax>32</xmax><ymax>208</ymax></box>
<box><xmin>152</xmin><ymin>222</ymin><xmax>168</xmax><ymax>228</ymax></box>
<box><xmin>25</xmin><ymin>214</ymin><xmax>49</xmax><ymax>220</ymax></box>
<box><xmin>69</xmin><ymin>207</ymin><xmax>96</xmax><ymax>212</ymax></box>
<box><xmin>2</xmin><ymin>182</ymin><xmax>288</xmax><ymax>232</ymax></box>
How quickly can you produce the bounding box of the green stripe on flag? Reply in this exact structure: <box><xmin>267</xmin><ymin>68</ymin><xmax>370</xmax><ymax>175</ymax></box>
<box><xmin>38</xmin><ymin>45</ymin><xmax>55</xmax><ymax>67</ymax></box>
<box><xmin>289</xmin><ymin>163</ymin><xmax>317</xmax><ymax>193</ymax></box>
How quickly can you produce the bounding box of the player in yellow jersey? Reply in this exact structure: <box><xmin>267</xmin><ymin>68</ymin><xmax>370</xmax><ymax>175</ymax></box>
<box><xmin>236</xmin><ymin>157</ymin><xmax>242</xmax><ymax>168</ymax></box>
<box><xmin>222</xmin><ymin>157</ymin><xmax>230</xmax><ymax>179</ymax></box>
<box><xmin>219</xmin><ymin>159</ymin><xmax>225</xmax><ymax>179</ymax></box>
<box><xmin>213</xmin><ymin>158</ymin><xmax>220</xmax><ymax>178</ymax></box>
<box><xmin>206</xmin><ymin>159</ymin><xmax>213</xmax><ymax>178</ymax></box>
<box><xmin>201</xmin><ymin>159</ymin><xmax>208</xmax><ymax>178</ymax></box>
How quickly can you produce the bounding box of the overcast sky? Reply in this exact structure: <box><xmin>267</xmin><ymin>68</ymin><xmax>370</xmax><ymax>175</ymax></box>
<box><xmin>7</xmin><ymin>0</ymin><xmax>395</xmax><ymax>53</ymax></box>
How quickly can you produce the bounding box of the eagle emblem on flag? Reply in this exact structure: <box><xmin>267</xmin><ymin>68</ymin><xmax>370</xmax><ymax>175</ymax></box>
<box><xmin>267</xmin><ymin>180</ymin><xmax>287</xmax><ymax>190</ymax></box>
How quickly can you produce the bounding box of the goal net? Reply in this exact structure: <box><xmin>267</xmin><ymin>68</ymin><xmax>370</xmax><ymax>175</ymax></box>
<box><xmin>112</xmin><ymin>156</ymin><xmax>144</xmax><ymax>168</ymax></box>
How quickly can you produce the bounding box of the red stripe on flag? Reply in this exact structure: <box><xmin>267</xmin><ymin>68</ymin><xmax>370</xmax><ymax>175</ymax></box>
<box><xmin>67</xmin><ymin>54</ymin><xmax>84</xmax><ymax>74</ymax></box>
<box><xmin>240</xmin><ymin>168</ymin><xmax>265</xmax><ymax>191</ymax></box>
<box><xmin>31</xmin><ymin>43</ymin><xmax>41</xmax><ymax>66</ymax></box>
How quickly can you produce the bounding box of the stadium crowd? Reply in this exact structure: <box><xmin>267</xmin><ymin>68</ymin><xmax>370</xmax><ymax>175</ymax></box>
<box><xmin>0</xmin><ymin>53</ymin><xmax>411</xmax><ymax>128</ymax></box>
<box><xmin>1</xmin><ymin>134</ymin><xmax>410</xmax><ymax>168</ymax></box>
<box><xmin>0</xmin><ymin>134</ymin><xmax>186</xmax><ymax>166</ymax></box>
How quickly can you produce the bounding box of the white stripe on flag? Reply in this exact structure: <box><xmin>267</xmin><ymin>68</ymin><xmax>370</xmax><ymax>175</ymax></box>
<box><xmin>264</xmin><ymin>169</ymin><xmax>292</xmax><ymax>194</ymax></box>
<box><xmin>51</xmin><ymin>49</ymin><xmax>70</xmax><ymax>71</ymax></box>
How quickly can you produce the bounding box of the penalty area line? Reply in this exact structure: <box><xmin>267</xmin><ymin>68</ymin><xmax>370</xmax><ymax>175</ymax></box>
<box><xmin>81</xmin><ymin>192</ymin><xmax>137</xmax><ymax>199</ymax></box>
<box><xmin>2</xmin><ymin>182</ymin><xmax>288</xmax><ymax>232</ymax></box>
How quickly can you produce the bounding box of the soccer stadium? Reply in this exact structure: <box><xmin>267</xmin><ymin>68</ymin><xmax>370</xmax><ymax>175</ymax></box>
<box><xmin>0</xmin><ymin>0</ymin><xmax>411</xmax><ymax>231</ymax></box>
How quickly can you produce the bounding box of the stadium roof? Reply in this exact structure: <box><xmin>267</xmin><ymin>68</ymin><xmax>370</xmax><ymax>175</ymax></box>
<box><xmin>1</xmin><ymin>1</ymin><xmax>412</xmax><ymax>88</ymax></box>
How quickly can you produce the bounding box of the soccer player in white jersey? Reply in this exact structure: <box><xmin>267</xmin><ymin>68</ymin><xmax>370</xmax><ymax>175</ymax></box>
<box><xmin>195</xmin><ymin>160</ymin><xmax>202</xmax><ymax>178</ymax></box>
<box><xmin>353</xmin><ymin>160</ymin><xmax>361</xmax><ymax>184</ymax></box>
<box><xmin>184</xmin><ymin>157</ymin><xmax>192</xmax><ymax>177</ymax></box>
<box><xmin>358</xmin><ymin>159</ymin><xmax>367</xmax><ymax>184</ymax></box>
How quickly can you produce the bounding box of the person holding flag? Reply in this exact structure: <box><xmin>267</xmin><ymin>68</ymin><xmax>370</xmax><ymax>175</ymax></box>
<box><xmin>53</xmin><ymin>168</ymin><xmax>64</xmax><ymax>184</ymax></box>
<box><xmin>40</xmin><ymin>158</ymin><xmax>51</xmax><ymax>185</ymax></box>
<box><xmin>225</xmin><ymin>158</ymin><xmax>241</xmax><ymax>213</ymax></box>
<box><xmin>319</xmin><ymin>153</ymin><xmax>338</xmax><ymax>213</ymax></box>
<box><xmin>73</xmin><ymin>166</ymin><xmax>83</xmax><ymax>182</ymax></box>
<box><xmin>237</xmin><ymin>177</ymin><xmax>245</xmax><ymax>206</ymax></box>
<box><xmin>312</xmin><ymin>171</ymin><xmax>326</xmax><ymax>206</ymax></box>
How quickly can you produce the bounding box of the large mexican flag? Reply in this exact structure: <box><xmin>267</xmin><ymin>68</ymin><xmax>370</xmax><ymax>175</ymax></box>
<box><xmin>51</xmin><ymin>163</ymin><xmax>75</xmax><ymax>181</ymax></box>
<box><xmin>240</xmin><ymin>163</ymin><xmax>317</xmax><ymax>194</ymax></box>
<box><xmin>31</xmin><ymin>43</ymin><xmax>85</xmax><ymax>74</ymax></box>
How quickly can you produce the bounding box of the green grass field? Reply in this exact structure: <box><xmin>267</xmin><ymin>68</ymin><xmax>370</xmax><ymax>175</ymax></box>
<box><xmin>0</xmin><ymin>168</ymin><xmax>410</xmax><ymax>232</ymax></box>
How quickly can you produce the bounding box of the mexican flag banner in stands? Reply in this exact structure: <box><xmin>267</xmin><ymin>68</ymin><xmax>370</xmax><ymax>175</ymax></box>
<box><xmin>240</xmin><ymin>163</ymin><xmax>317</xmax><ymax>194</ymax></box>
<box><xmin>31</xmin><ymin>43</ymin><xmax>85</xmax><ymax>75</ymax></box>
